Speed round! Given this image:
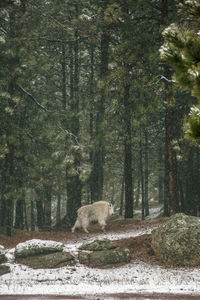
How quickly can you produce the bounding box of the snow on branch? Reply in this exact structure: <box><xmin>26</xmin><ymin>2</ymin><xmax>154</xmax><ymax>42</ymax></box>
<box><xmin>157</xmin><ymin>75</ymin><xmax>175</xmax><ymax>84</ymax></box>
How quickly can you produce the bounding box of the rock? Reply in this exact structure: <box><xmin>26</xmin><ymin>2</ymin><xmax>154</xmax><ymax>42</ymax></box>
<box><xmin>79</xmin><ymin>248</ymin><xmax>130</xmax><ymax>268</ymax></box>
<box><xmin>0</xmin><ymin>265</ymin><xmax>10</xmax><ymax>276</ymax></box>
<box><xmin>15</xmin><ymin>239</ymin><xmax>65</xmax><ymax>258</ymax></box>
<box><xmin>0</xmin><ymin>247</ymin><xmax>7</xmax><ymax>264</ymax></box>
<box><xmin>14</xmin><ymin>239</ymin><xmax>75</xmax><ymax>269</ymax></box>
<box><xmin>16</xmin><ymin>251</ymin><xmax>75</xmax><ymax>269</ymax></box>
<box><xmin>151</xmin><ymin>213</ymin><xmax>200</xmax><ymax>267</ymax></box>
<box><xmin>79</xmin><ymin>239</ymin><xmax>116</xmax><ymax>251</ymax></box>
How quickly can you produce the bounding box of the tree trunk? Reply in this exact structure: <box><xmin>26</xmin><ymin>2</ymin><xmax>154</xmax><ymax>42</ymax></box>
<box><xmin>158</xmin><ymin>146</ymin><xmax>164</xmax><ymax>203</ymax></box>
<box><xmin>119</xmin><ymin>173</ymin><xmax>125</xmax><ymax>216</ymax></box>
<box><xmin>56</xmin><ymin>193</ymin><xmax>61</xmax><ymax>226</ymax></box>
<box><xmin>124</xmin><ymin>84</ymin><xmax>133</xmax><ymax>219</ymax></box>
<box><xmin>15</xmin><ymin>198</ymin><xmax>24</xmax><ymax>230</ymax></box>
<box><xmin>135</xmin><ymin>179</ymin><xmax>140</xmax><ymax>208</ymax></box>
<box><xmin>31</xmin><ymin>199</ymin><xmax>35</xmax><ymax>231</ymax></box>
<box><xmin>61</xmin><ymin>41</ymin><xmax>67</xmax><ymax>109</ymax></box>
<box><xmin>164</xmin><ymin>76</ymin><xmax>180</xmax><ymax>215</ymax></box>
<box><xmin>90</xmin><ymin>4</ymin><xmax>109</xmax><ymax>203</ymax></box>
<box><xmin>4</xmin><ymin>145</ymin><xmax>14</xmax><ymax>236</ymax></box>
<box><xmin>35</xmin><ymin>189</ymin><xmax>45</xmax><ymax>231</ymax></box>
<box><xmin>24</xmin><ymin>200</ymin><xmax>29</xmax><ymax>231</ymax></box>
<box><xmin>161</xmin><ymin>0</ymin><xmax>180</xmax><ymax>215</ymax></box>
<box><xmin>139</xmin><ymin>128</ymin><xmax>145</xmax><ymax>220</ymax></box>
<box><xmin>144</xmin><ymin>129</ymin><xmax>149</xmax><ymax>216</ymax></box>
<box><xmin>66</xmin><ymin>5</ymin><xmax>82</xmax><ymax>228</ymax></box>
<box><xmin>43</xmin><ymin>184</ymin><xmax>51</xmax><ymax>231</ymax></box>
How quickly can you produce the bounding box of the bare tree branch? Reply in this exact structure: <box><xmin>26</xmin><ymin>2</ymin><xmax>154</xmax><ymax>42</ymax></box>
<box><xmin>157</xmin><ymin>75</ymin><xmax>175</xmax><ymax>84</ymax></box>
<box><xmin>16</xmin><ymin>84</ymin><xmax>49</xmax><ymax>111</ymax></box>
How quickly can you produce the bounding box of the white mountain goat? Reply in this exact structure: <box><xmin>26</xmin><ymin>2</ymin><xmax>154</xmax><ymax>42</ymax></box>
<box><xmin>71</xmin><ymin>201</ymin><xmax>114</xmax><ymax>233</ymax></box>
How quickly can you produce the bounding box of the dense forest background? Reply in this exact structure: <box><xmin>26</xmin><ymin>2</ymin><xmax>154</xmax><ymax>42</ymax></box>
<box><xmin>1</xmin><ymin>0</ymin><xmax>200</xmax><ymax>236</ymax></box>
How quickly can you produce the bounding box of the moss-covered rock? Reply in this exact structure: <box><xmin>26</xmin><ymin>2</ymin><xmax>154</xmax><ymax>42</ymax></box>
<box><xmin>79</xmin><ymin>239</ymin><xmax>116</xmax><ymax>251</ymax></box>
<box><xmin>151</xmin><ymin>213</ymin><xmax>200</xmax><ymax>267</ymax></box>
<box><xmin>0</xmin><ymin>265</ymin><xmax>10</xmax><ymax>276</ymax></box>
<box><xmin>0</xmin><ymin>247</ymin><xmax>7</xmax><ymax>264</ymax></box>
<box><xmin>79</xmin><ymin>248</ymin><xmax>130</xmax><ymax>268</ymax></box>
<box><xmin>15</xmin><ymin>239</ymin><xmax>64</xmax><ymax>258</ymax></box>
<box><xmin>16</xmin><ymin>251</ymin><xmax>75</xmax><ymax>269</ymax></box>
<box><xmin>14</xmin><ymin>239</ymin><xmax>75</xmax><ymax>269</ymax></box>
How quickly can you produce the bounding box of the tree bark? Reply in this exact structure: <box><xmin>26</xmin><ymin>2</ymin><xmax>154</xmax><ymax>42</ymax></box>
<box><xmin>158</xmin><ymin>146</ymin><xmax>164</xmax><ymax>203</ymax></box>
<box><xmin>144</xmin><ymin>129</ymin><xmax>149</xmax><ymax>217</ymax></box>
<box><xmin>124</xmin><ymin>84</ymin><xmax>133</xmax><ymax>219</ymax></box>
<box><xmin>15</xmin><ymin>198</ymin><xmax>24</xmax><ymax>230</ymax></box>
<box><xmin>164</xmin><ymin>72</ymin><xmax>180</xmax><ymax>215</ymax></box>
<box><xmin>4</xmin><ymin>146</ymin><xmax>14</xmax><ymax>236</ymax></box>
<box><xmin>43</xmin><ymin>184</ymin><xmax>52</xmax><ymax>231</ymax></box>
<box><xmin>90</xmin><ymin>3</ymin><xmax>109</xmax><ymax>203</ymax></box>
<box><xmin>35</xmin><ymin>188</ymin><xmax>45</xmax><ymax>231</ymax></box>
<box><xmin>139</xmin><ymin>128</ymin><xmax>145</xmax><ymax>220</ymax></box>
<box><xmin>161</xmin><ymin>0</ymin><xmax>180</xmax><ymax>216</ymax></box>
<box><xmin>66</xmin><ymin>5</ymin><xmax>82</xmax><ymax>228</ymax></box>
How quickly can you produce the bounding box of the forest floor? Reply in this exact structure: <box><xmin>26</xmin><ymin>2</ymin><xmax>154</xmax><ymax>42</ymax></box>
<box><xmin>0</xmin><ymin>213</ymin><xmax>166</xmax><ymax>266</ymax></box>
<box><xmin>0</xmin><ymin>206</ymin><xmax>200</xmax><ymax>299</ymax></box>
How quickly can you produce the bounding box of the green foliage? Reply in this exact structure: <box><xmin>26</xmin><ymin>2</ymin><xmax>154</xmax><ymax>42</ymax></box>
<box><xmin>186</xmin><ymin>106</ymin><xmax>200</xmax><ymax>143</ymax></box>
<box><xmin>160</xmin><ymin>0</ymin><xmax>200</xmax><ymax>146</ymax></box>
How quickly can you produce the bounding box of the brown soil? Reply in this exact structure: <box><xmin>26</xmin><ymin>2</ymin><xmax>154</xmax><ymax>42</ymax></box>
<box><xmin>0</xmin><ymin>217</ymin><xmax>166</xmax><ymax>246</ymax></box>
<box><xmin>114</xmin><ymin>234</ymin><xmax>159</xmax><ymax>265</ymax></box>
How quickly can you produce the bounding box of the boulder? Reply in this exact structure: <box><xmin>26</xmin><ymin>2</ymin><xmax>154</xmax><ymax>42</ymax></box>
<box><xmin>79</xmin><ymin>238</ymin><xmax>116</xmax><ymax>251</ymax></box>
<box><xmin>15</xmin><ymin>239</ymin><xmax>75</xmax><ymax>269</ymax></box>
<box><xmin>0</xmin><ymin>246</ymin><xmax>7</xmax><ymax>264</ymax></box>
<box><xmin>151</xmin><ymin>213</ymin><xmax>200</xmax><ymax>267</ymax></box>
<box><xmin>15</xmin><ymin>239</ymin><xmax>64</xmax><ymax>258</ymax></box>
<box><xmin>79</xmin><ymin>247</ymin><xmax>130</xmax><ymax>268</ymax></box>
<box><xmin>16</xmin><ymin>251</ymin><xmax>75</xmax><ymax>269</ymax></box>
<box><xmin>0</xmin><ymin>265</ymin><xmax>10</xmax><ymax>276</ymax></box>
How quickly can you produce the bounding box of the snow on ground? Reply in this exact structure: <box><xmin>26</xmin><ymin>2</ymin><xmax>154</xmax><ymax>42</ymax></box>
<box><xmin>0</xmin><ymin>206</ymin><xmax>200</xmax><ymax>297</ymax></box>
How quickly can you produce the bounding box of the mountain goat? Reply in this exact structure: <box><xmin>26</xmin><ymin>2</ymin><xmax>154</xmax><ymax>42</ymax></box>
<box><xmin>71</xmin><ymin>201</ymin><xmax>114</xmax><ymax>233</ymax></box>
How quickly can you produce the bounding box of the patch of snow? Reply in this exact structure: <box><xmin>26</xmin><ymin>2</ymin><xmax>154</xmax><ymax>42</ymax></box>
<box><xmin>15</xmin><ymin>239</ymin><xmax>64</xmax><ymax>254</ymax></box>
<box><xmin>0</xmin><ymin>259</ymin><xmax>200</xmax><ymax>296</ymax></box>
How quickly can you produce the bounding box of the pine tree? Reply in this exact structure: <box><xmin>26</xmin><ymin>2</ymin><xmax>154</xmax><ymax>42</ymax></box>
<box><xmin>160</xmin><ymin>0</ymin><xmax>200</xmax><ymax>142</ymax></box>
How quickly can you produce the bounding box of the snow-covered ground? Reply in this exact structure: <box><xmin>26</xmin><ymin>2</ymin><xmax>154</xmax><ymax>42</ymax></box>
<box><xmin>0</xmin><ymin>206</ymin><xmax>200</xmax><ymax>298</ymax></box>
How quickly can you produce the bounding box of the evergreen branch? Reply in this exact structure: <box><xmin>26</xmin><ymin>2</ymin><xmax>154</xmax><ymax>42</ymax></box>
<box><xmin>16</xmin><ymin>84</ymin><xmax>49</xmax><ymax>112</ymax></box>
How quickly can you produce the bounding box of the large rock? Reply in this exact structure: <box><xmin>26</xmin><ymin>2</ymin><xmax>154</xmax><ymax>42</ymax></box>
<box><xmin>0</xmin><ymin>265</ymin><xmax>10</xmax><ymax>276</ymax></box>
<box><xmin>79</xmin><ymin>238</ymin><xmax>130</xmax><ymax>268</ymax></box>
<box><xmin>16</xmin><ymin>251</ymin><xmax>75</xmax><ymax>269</ymax></box>
<box><xmin>79</xmin><ymin>239</ymin><xmax>116</xmax><ymax>251</ymax></box>
<box><xmin>0</xmin><ymin>246</ymin><xmax>7</xmax><ymax>264</ymax></box>
<box><xmin>15</xmin><ymin>239</ymin><xmax>75</xmax><ymax>269</ymax></box>
<box><xmin>151</xmin><ymin>213</ymin><xmax>200</xmax><ymax>267</ymax></box>
<box><xmin>15</xmin><ymin>239</ymin><xmax>65</xmax><ymax>258</ymax></box>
